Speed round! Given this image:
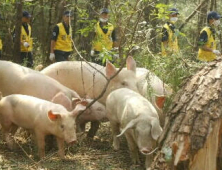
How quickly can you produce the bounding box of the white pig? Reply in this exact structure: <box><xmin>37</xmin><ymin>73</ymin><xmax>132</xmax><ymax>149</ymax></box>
<box><xmin>41</xmin><ymin>56</ymin><xmax>138</xmax><ymax>105</ymax></box>
<box><xmin>0</xmin><ymin>61</ymin><xmax>80</xmax><ymax>111</ymax></box>
<box><xmin>41</xmin><ymin>57</ymin><xmax>138</xmax><ymax>138</ymax></box>
<box><xmin>136</xmin><ymin>67</ymin><xmax>172</xmax><ymax>108</ymax></box>
<box><xmin>75</xmin><ymin>98</ymin><xmax>106</xmax><ymax>137</ymax></box>
<box><xmin>136</xmin><ymin>68</ymin><xmax>173</xmax><ymax>126</ymax></box>
<box><xmin>0</xmin><ymin>93</ymin><xmax>86</xmax><ymax>159</ymax></box>
<box><xmin>106</xmin><ymin>88</ymin><xmax>162</xmax><ymax>169</ymax></box>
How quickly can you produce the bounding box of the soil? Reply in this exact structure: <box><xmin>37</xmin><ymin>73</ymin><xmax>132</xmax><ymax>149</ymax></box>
<box><xmin>0</xmin><ymin>122</ymin><xmax>146</xmax><ymax>170</ymax></box>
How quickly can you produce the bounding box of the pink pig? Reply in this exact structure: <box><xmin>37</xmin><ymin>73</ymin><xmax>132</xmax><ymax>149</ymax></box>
<box><xmin>0</xmin><ymin>61</ymin><xmax>80</xmax><ymax>111</ymax></box>
<box><xmin>0</xmin><ymin>93</ymin><xmax>87</xmax><ymax>159</ymax></box>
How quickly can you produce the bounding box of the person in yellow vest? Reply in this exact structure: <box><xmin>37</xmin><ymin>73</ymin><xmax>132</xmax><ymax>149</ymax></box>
<box><xmin>91</xmin><ymin>8</ymin><xmax>118</xmax><ymax>65</ymax></box>
<box><xmin>161</xmin><ymin>8</ymin><xmax>180</xmax><ymax>56</ymax></box>
<box><xmin>20</xmin><ymin>11</ymin><xmax>33</xmax><ymax>67</ymax></box>
<box><xmin>49</xmin><ymin>11</ymin><xmax>72</xmax><ymax>62</ymax></box>
<box><xmin>197</xmin><ymin>11</ymin><xmax>221</xmax><ymax>62</ymax></box>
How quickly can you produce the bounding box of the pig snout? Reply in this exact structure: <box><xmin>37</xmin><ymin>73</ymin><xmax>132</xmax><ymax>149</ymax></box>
<box><xmin>67</xmin><ymin>139</ymin><xmax>77</xmax><ymax>145</ymax></box>
<box><xmin>140</xmin><ymin>147</ymin><xmax>158</xmax><ymax>155</ymax></box>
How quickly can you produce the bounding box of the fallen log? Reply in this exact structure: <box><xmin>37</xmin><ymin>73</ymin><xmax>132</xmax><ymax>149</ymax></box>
<box><xmin>151</xmin><ymin>59</ymin><xmax>222</xmax><ymax>170</ymax></box>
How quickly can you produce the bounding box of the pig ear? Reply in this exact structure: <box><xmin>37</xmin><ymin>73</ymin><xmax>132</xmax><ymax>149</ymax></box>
<box><xmin>72</xmin><ymin>97</ymin><xmax>82</xmax><ymax>108</ymax></box>
<box><xmin>151</xmin><ymin>118</ymin><xmax>163</xmax><ymax>140</ymax></box>
<box><xmin>155</xmin><ymin>96</ymin><xmax>166</xmax><ymax>109</ymax></box>
<box><xmin>85</xmin><ymin>95</ymin><xmax>91</xmax><ymax>99</ymax></box>
<box><xmin>126</xmin><ymin>56</ymin><xmax>136</xmax><ymax>73</ymax></box>
<box><xmin>106</xmin><ymin>60</ymin><xmax>117</xmax><ymax>78</ymax></box>
<box><xmin>52</xmin><ymin>92</ymin><xmax>72</xmax><ymax>111</ymax></box>
<box><xmin>48</xmin><ymin>110</ymin><xmax>61</xmax><ymax>121</ymax></box>
<box><xmin>72</xmin><ymin>100</ymin><xmax>88</xmax><ymax>117</ymax></box>
<box><xmin>116</xmin><ymin>119</ymin><xmax>138</xmax><ymax>138</ymax></box>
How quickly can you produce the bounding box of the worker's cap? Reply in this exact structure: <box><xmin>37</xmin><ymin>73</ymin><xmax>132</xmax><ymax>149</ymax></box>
<box><xmin>63</xmin><ymin>11</ymin><xmax>72</xmax><ymax>17</ymax></box>
<box><xmin>168</xmin><ymin>8</ymin><xmax>179</xmax><ymax>15</ymax></box>
<box><xmin>100</xmin><ymin>8</ymin><xmax>109</xmax><ymax>14</ymax></box>
<box><xmin>207</xmin><ymin>11</ymin><xmax>221</xmax><ymax>20</ymax></box>
<box><xmin>23</xmin><ymin>11</ymin><xmax>31</xmax><ymax>18</ymax></box>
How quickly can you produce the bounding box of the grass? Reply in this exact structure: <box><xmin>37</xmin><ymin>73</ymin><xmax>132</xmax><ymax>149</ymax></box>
<box><xmin>0</xmin><ymin>122</ymin><xmax>146</xmax><ymax>170</ymax></box>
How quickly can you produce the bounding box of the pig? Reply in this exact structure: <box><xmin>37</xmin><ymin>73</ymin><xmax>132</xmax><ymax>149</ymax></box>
<box><xmin>0</xmin><ymin>61</ymin><xmax>80</xmax><ymax>111</ymax></box>
<box><xmin>41</xmin><ymin>56</ymin><xmax>138</xmax><ymax>105</ymax></box>
<box><xmin>0</xmin><ymin>93</ymin><xmax>87</xmax><ymax>159</ymax></box>
<box><xmin>106</xmin><ymin>88</ymin><xmax>162</xmax><ymax>169</ymax></box>
<box><xmin>41</xmin><ymin>57</ymin><xmax>138</xmax><ymax>137</ymax></box>
<box><xmin>136</xmin><ymin>68</ymin><xmax>173</xmax><ymax>126</ymax></box>
<box><xmin>74</xmin><ymin>98</ymin><xmax>106</xmax><ymax>138</ymax></box>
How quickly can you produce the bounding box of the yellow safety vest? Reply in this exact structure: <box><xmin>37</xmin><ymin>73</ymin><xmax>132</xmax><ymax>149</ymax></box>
<box><xmin>161</xmin><ymin>23</ymin><xmax>179</xmax><ymax>56</ymax></box>
<box><xmin>54</xmin><ymin>23</ymin><xmax>72</xmax><ymax>52</ymax></box>
<box><xmin>0</xmin><ymin>39</ymin><xmax>2</xmax><ymax>50</ymax></box>
<box><xmin>93</xmin><ymin>22</ymin><xmax>114</xmax><ymax>52</ymax></box>
<box><xmin>197</xmin><ymin>27</ymin><xmax>216</xmax><ymax>62</ymax></box>
<box><xmin>20</xmin><ymin>24</ymin><xmax>32</xmax><ymax>52</ymax></box>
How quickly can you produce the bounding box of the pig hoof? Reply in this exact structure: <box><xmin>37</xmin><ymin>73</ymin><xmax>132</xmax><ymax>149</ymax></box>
<box><xmin>7</xmin><ymin>143</ymin><xmax>16</xmax><ymax>150</ymax></box>
<box><xmin>58</xmin><ymin>152</ymin><xmax>65</xmax><ymax>159</ymax></box>
<box><xmin>113</xmin><ymin>144</ymin><xmax>120</xmax><ymax>151</ymax></box>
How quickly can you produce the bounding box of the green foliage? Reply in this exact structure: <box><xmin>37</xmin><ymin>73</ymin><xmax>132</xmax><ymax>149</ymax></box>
<box><xmin>156</xmin><ymin>3</ymin><xmax>170</xmax><ymax>20</ymax></box>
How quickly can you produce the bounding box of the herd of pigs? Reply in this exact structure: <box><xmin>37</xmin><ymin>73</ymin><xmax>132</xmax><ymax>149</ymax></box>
<box><xmin>0</xmin><ymin>57</ymin><xmax>172</xmax><ymax>169</ymax></box>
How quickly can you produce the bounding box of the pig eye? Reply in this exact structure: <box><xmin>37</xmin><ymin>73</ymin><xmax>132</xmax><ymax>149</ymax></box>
<box><xmin>60</xmin><ymin>125</ymin><xmax>64</xmax><ymax>129</ymax></box>
<box><xmin>121</xmin><ymin>81</ymin><xmax>128</xmax><ymax>86</ymax></box>
<box><xmin>97</xmin><ymin>107</ymin><xmax>103</xmax><ymax>111</ymax></box>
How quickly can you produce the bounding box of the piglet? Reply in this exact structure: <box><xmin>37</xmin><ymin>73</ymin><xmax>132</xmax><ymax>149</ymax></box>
<box><xmin>106</xmin><ymin>88</ymin><xmax>162</xmax><ymax>169</ymax></box>
<box><xmin>74</xmin><ymin>98</ymin><xmax>106</xmax><ymax>138</ymax></box>
<box><xmin>0</xmin><ymin>93</ymin><xmax>87</xmax><ymax>159</ymax></box>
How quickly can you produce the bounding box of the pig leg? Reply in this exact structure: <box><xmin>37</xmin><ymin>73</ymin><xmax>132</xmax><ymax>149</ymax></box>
<box><xmin>1</xmin><ymin>121</ymin><xmax>18</xmax><ymax>150</ymax></box>
<box><xmin>79</xmin><ymin>122</ymin><xmax>86</xmax><ymax>132</ymax></box>
<box><xmin>145</xmin><ymin>155</ymin><xmax>153</xmax><ymax>169</ymax></box>
<box><xmin>125</xmin><ymin>132</ymin><xmax>140</xmax><ymax>164</ymax></box>
<box><xmin>110</xmin><ymin>121</ymin><xmax>120</xmax><ymax>150</ymax></box>
<box><xmin>76</xmin><ymin>119</ymin><xmax>86</xmax><ymax>133</ymax></box>
<box><xmin>35</xmin><ymin>130</ymin><xmax>46</xmax><ymax>159</ymax></box>
<box><xmin>56</xmin><ymin>137</ymin><xmax>65</xmax><ymax>159</ymax></box>
<box><xmin>87</xmin><ymin>121</ymin><xmax>100</xmax><ymax>138</ymax></box>
<box><xmin>45</xmin><ymin>135</ymin><xmax>56</xmax><ymax>151</ymax></box>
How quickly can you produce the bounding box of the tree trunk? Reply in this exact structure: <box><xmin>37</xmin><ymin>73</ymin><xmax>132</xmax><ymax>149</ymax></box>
<box><xmin>104</xmin><ymin>0</ymin><xmax>110</xmax><ymax>8</ymax></box>
<box><xmin>143</xmin><ymin>3</ymin><xmax>158</xmax><ymax>53</ymax></box>
<box><xmin>72</xmin><ymin>0</ymin><xmax>78</xmax><ymax>38</ymax></box>
<box><xmin>13</xmin><ymin>1</ymin><xmax>22</xmax><ymax>63</ymax></box>
<box><xmin>210</xmin><ymin>0</ymin><xmax>215</xmax><ymax>11</ymax></box>
<box><xmin>45</xmin><ymin>0</ymin><xmax>55</xmax><ymax>65</ymax></box>
<box><xmin>151</xmin><ymin>59</ymin><xmax>222</xmax><ymax>170</ymax></box>
<box><xmin>39</xmin><ymin>0</ymin><xmax>46</xmax><ymax>60</ymax></box>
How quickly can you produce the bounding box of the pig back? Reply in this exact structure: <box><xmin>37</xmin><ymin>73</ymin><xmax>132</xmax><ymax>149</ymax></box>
<box><xmin>0</xmin><ymin>94</ymin><xmax>67</xmax><ymax>130</ymax></box>
<box><xmin>106</xmin><ymin>88</ymin><xmax>158</xmax><ymax>126</ymax></box>
<box><xmin>0</xmin><ymin>61</ymin><xmax>35</xmax><ymax>96</ymax></box>
<box><xmin>42</xmin><ymin>61</ymin><xmax>107</xmax><ymax>100</ymax></box>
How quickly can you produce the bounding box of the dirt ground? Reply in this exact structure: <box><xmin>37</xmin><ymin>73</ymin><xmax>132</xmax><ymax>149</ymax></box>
<box><xmin>0</xmin><ymin>122</ymin><xmax>146</xmax><ymax>170</ymax></box>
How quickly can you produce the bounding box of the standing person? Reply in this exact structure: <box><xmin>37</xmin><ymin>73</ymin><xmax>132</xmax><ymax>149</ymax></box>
<box><xmin>91</xmin><ymin>8</ymin><xmax>118</xmax><ymax>65</ymax></box>
<box><xmin>161</xmin><ymin>8</ymin><xmax>180</xmax><ymax>56</ymax></box>
<box><xmin>20</xmin><ymin>11</ymin><xmax>33</xmax><ymax>67</ymax></box>
<box><xmin>49</xmin><ymin>11</ymin><xmax>73</xmax><ymax>62</ymax></box>
<box><xmin>197</xmin><ymin>11</ymin><xmax>221</xmax><ymax>62</ymax></box>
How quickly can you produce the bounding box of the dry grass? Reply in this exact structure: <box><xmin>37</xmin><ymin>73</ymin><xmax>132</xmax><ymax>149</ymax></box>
<box><xmin>0</xmin><ymin>122</ymin><xmax>146</xmax><ymax>170</ymax></box>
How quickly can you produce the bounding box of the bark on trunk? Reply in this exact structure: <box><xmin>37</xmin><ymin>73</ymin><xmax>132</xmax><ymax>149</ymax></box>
<box><xmin>151</xmin><ymin>59</ymin><xmax>222</xmax><ymax>170</ymax></box>
<box><xmin>13</xmin><ymin>1</ymin><xmax>22</xmax><ymax>63</ymax></box>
